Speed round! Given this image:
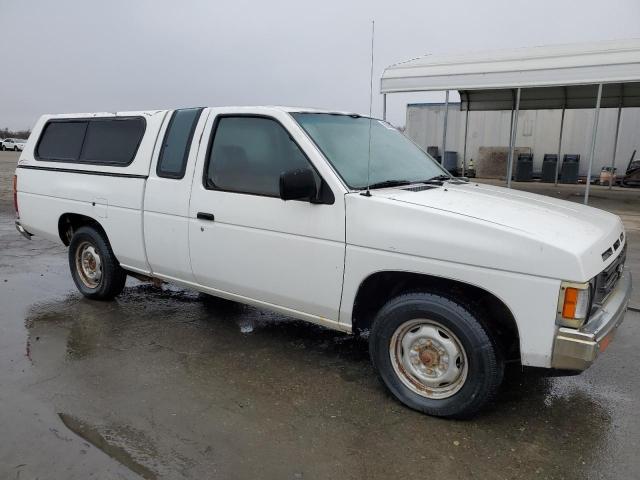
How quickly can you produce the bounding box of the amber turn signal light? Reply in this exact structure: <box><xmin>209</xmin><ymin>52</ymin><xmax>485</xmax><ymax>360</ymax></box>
<box><xmin>557</xmin><ymin>282</ymin><xmax>590</xmax><ymax>328</ymax></box>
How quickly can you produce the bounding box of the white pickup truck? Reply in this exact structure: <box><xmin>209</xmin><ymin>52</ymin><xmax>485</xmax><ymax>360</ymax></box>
<box><xmin>14</xmin><ymin>106</ymin><xmax>632</xmax><ymax>418</ymax></box>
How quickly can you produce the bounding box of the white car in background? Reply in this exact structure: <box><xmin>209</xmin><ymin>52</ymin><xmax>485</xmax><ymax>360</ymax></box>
<box><xmin>3</xmin><ymin>138</ymin><xmax>27</xmax><ymax>151</ymax></box>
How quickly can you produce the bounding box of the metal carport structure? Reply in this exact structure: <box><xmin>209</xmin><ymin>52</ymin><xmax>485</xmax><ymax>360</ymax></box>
<box><xmin>380</xmin><ymin>39</ymin><xmax>640</xmax><ymax>204</ymax></box>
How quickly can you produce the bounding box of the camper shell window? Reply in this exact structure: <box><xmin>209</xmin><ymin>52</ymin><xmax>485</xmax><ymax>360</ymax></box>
<box><xmin>35</xmin><ymin>117</ymin><xmax>146</xmax><ymax>166</ymax></box>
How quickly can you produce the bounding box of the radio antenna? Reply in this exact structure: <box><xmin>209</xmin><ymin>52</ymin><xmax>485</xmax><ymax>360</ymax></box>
<box><xmin>364</xmin><ymin>20</ymin><xmax>375</xmax><ymax>197</ymax></box>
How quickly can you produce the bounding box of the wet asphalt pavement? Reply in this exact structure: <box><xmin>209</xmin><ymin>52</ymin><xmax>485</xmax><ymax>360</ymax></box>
<box><xmin>1</xmin><ymin>151</ymin><xmax>640</xmax><ymax>479</ymax></box>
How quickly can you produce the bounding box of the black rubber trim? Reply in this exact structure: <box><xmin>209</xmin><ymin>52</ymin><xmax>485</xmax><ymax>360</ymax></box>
<box><xmin>17</xmin><ymin>164</ymin><xmax>148</xmax><ymax>179</ymax></box>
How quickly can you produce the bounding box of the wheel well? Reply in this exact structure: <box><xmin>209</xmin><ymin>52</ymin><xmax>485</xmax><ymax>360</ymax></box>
<box><xmin>58</xmin><ymin>213</ymin><xmax>106</xmax><ymax>246</ymax></box>
<box><xmin>352</xmin><ymin>271</ymin><xmax>521</xmax><ymax>362</ymax></box>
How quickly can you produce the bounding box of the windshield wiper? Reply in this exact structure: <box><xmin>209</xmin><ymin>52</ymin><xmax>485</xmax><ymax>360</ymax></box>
<box><xmin>421</xmin><ymin>174</ymin><xmax>452</xmax><ymax>183</ymax></box>
<box><xmin>366</xmin><ymin>180</ymin><xmax>413</xmax><ymax>190</ymax></box>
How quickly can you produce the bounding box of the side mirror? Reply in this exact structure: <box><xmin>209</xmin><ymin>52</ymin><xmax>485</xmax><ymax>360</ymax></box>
<box><xmin>279</xmin><ymin>168</ymin><xmax>317</xmax><ymax>201</ymax></box>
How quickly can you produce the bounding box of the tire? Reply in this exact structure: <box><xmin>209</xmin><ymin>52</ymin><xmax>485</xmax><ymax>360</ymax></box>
<box><xmin>14</xmin><ymin>147</ymin><xmax>18</xmax><ymax>151</ymax></box>
<box><xmin>68</xmin><ymin>226</ymin><xmax>127</xmax><ymax>300</ymax></box>
<box><xmin>369</xmin><ymin>292</ymin><xmax>503</xmax><ymax>418</ymax></box>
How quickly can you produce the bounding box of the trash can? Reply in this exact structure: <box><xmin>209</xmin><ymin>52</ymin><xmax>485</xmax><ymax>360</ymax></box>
<box><xmin>541</xmin><ymin>154</ymin><xmax>558</xmax><ymax>182</ymax></box>
<box><xmin>560</xmin><ymin>154</ymin><xmax>580</xmax><ymax>184</ymax></box>
<box><xmin>515</xmin><ymin>153</ymin><xmax>533</xmax><ymax>181</ymax></box>
<box><xmin>443</xmin><ymin>151</ymin><xmax>458</xmax><ymax>175</ymax></box>
<box><xmin>427</xmin><ymin>146</ymin><xmax>439</xmax><ymax>159</ymax></box>
<box><xmin>467</xmin><ymin>158</ymin><xmax>476</xmax><ymax>178</ymax></box>
<box><xmin>600</xmin><ymin>166</ymin><xmax>617</xmax><ymax>185</ymax></box>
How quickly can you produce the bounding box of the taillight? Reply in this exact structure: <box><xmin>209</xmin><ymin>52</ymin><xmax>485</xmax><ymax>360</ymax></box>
<box><xmin>13</xmin><ymin>175</ymin><xmax>19</xmax><ymax>218</ymax></box>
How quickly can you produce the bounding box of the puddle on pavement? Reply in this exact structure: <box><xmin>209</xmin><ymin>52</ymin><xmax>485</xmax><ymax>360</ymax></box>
<box><xmin>58</xmin><ymin>413</ymin><xmax>158</xmax><ymax>480</ymax></box>
<box><xmin>18</xmin><ymin>283</ymin><xmax>619</xmax><ymax>479</ymax></box>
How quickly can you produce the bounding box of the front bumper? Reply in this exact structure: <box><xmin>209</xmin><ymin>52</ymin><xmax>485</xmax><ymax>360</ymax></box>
<box><xmin>551</xmin><ymin>269</ymin><xmax>632</xmax><ymax>370</ymax></box>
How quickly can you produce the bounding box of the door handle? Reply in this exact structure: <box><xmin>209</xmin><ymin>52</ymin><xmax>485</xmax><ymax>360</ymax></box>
<box><xmin>197</xmin><ymin>212</ymin><xmax>215</xmax><ymax>221</ymax></box>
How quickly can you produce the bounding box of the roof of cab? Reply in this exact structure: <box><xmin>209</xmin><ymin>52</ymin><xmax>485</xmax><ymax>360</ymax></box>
<box><xmin>270</xmin><ymin>106</ymin><xmax>359</xmax><ymax>115</ymax></box>
<box><xmin>39</xmin><ymin>106</ymin><xmax>362</xmax><ymax>119</ymax></box>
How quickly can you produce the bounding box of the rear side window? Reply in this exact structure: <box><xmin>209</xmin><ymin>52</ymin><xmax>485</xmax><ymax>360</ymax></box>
<box><xmin>81</xmin><ymin>118</ymin><xmax>145</xmax><ymax>165</ymax></box>
<box><xmin>157</xmin><ymin>108</ymin><xmax>203</xmax><ymax>179</ymax></box>
<box><xmin>36</xmin><ymin>117</ymin><xmax>146</xmax><ymax>165</ymax></box>
<box><xmin>205</xmin><ymin>116</ymin><xmax>311</xmax><ymax>197</ymax></box>
<box><xmin>36</xmin><ymin>121</ymin><xmax>87</xmax><ymax>161</ymax></box>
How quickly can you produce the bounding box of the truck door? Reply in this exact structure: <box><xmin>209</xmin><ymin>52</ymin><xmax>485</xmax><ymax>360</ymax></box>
<box><xmin>144</xmin><ymin>108</ymin><xmax>208</xmax><ymax>282</ymax></box>
<box><xmin>188</xmin><ymin>111</ymin><xmax>346</xmax><ymax>323</ymax></box>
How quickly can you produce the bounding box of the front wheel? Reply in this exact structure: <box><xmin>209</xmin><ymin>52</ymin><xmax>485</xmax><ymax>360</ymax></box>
<box><xmin>369</xmin><ymin>292</ymin><xmax>503</xmax><ymax>418</ymax></box>
<box><xmin>68</xmin><ymin>226</ymin><xmax>127</xmax><ymax>300</ymax></box>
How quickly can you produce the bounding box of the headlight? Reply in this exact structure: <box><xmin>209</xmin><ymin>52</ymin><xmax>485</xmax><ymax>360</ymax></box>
<box><xmin>556</xmin><ymin>281</ymin><xmax>591</xmax><ymax>328</ymax></box>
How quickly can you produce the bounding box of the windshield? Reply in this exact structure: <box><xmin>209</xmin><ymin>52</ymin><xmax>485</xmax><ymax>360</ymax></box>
<box><xmin>292</xmin><ymin>113</ymin><xmax>448</xmax><ymax>189</ymax></box>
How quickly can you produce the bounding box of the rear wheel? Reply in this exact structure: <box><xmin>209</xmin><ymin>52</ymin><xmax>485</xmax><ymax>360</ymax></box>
<box><xmin>68</xmin><ymin>226</ymin><xmax>127</xmax><ymax>300</ymax></box>
<box><xmin>369</xmin><ymin>292</ymin><xmax>503</xmax><ymax>418</ymax></box>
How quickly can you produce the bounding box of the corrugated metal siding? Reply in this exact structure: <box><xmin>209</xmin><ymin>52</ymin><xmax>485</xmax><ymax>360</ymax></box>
<box><xmin>405</xmin><ymin>104</ymin><xmax>640</xmax><ymax>177</ymax></box>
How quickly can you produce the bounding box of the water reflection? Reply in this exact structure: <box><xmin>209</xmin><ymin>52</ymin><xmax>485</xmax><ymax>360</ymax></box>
<box><xmin>24</xmin><ymin>284</ymin><xmax>612</xmax><ymax>479</ymax></box>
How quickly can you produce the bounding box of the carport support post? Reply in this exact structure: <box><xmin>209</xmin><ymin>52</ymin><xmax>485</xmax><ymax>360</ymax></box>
<box><xmin>584</xmin><ymin>83</ymin><xmax>603</xmax><ymax>205</ymax></box>
<box><xmin>441</xmin><ymin>90</ymin><xmax>449</xmax><ymax>164</ymax></box>
<box><xmin>506</xmin><ymin>88</ymin><xmax>521</xmax><ymax>188</ymax></box>
<box><xmin>554</xmin><ymin>107</ymin><xmax>565</xmax><ymax>185</ymax></box>
<box><xmin>462</xmin><ymin>108</ymin><xmax>469</xmax><ymax>177</ymax></box>
<box><xmin>609</xmin><ymin>104</ymin><xmax>622</xmax><ymax>189</ymax></box>
<box><xmin>382</xmin><ymin>94</ymin><xmax>387</xmax><ymax>121</ymax></box>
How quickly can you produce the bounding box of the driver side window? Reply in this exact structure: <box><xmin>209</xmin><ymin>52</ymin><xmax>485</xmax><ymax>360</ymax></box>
<box><xmin>205</xmin><ymin>116</ymin><xmax>313</xmax><ymax>197</ymax></box>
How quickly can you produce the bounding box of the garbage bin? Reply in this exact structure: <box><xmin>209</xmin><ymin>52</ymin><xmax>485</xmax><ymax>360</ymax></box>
<box><xmin>560</xmin><ymin>154</ymin><xmax>580</xmax><ymax>184</ymax></box>
<box><xmin>600</xmin><ymin>166</ymin><xmax>617</xmax><ymax>185</ymax></box>
<box><xmin>515</xmin><ymin>153</ymin><xmax>533</xmax><ymax>181</ymax></box>
<box><xmin>443</xmin><ymin>151</ymin><xmax>458</xmax><ymax>175</ymax></box>
<box><xmin>541</xmin><ymin>154</ymin><xmax>558</xmax><ymax>182</ymax></box>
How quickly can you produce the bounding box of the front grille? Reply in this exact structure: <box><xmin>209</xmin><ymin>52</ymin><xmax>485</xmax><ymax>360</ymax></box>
<box><xmin>602</xmin><ymin>232</ymin><xmax>625</xmax><ymax>261</ymax></box>
<box><xmin>593</xmin><ymin>243</ymin><xmax>626</xmax><ymax>306</ymax></box>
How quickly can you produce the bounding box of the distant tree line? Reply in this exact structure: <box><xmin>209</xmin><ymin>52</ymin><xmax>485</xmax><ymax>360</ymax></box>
<box><xmin>0</xmin><ymin>128</ymin><xmax>30</xmax><ymax>140</ymax></box>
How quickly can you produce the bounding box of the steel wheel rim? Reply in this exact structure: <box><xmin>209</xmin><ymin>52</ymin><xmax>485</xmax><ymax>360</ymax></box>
<box><xmin>75</xmin><ymin>241</ymin><xmax>102</xmax><ymax>289</ymax></box>
<box><xmin>390</xmin><ymin>319</ymin><xmax>468</xmax><ymax>399</ymax></box>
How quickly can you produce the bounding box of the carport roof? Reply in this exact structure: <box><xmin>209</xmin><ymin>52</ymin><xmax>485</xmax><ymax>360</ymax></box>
<box><xmin>381</xmin><ymin>39</ymin><xmax>640</xmax><ymax>110</ymax></box>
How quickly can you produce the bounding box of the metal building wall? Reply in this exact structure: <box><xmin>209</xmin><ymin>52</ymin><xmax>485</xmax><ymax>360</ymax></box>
<box><xmin>406</xmin><ymin>104</ymin><xmax>640</xmax><ymax>177</ymax></box>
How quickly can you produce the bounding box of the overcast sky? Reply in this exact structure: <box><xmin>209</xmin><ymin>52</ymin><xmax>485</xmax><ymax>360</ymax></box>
<box><xmin>1</xmin><ymin>0</ymin><xmax>640</xmax><ymax>130</ymax></box>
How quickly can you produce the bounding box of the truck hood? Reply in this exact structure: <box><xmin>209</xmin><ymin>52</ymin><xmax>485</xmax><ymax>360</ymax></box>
<box><xmin>348</xmin><ymin>182</ymin><xmax>625</xmax><ymax>281</ymax></box>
